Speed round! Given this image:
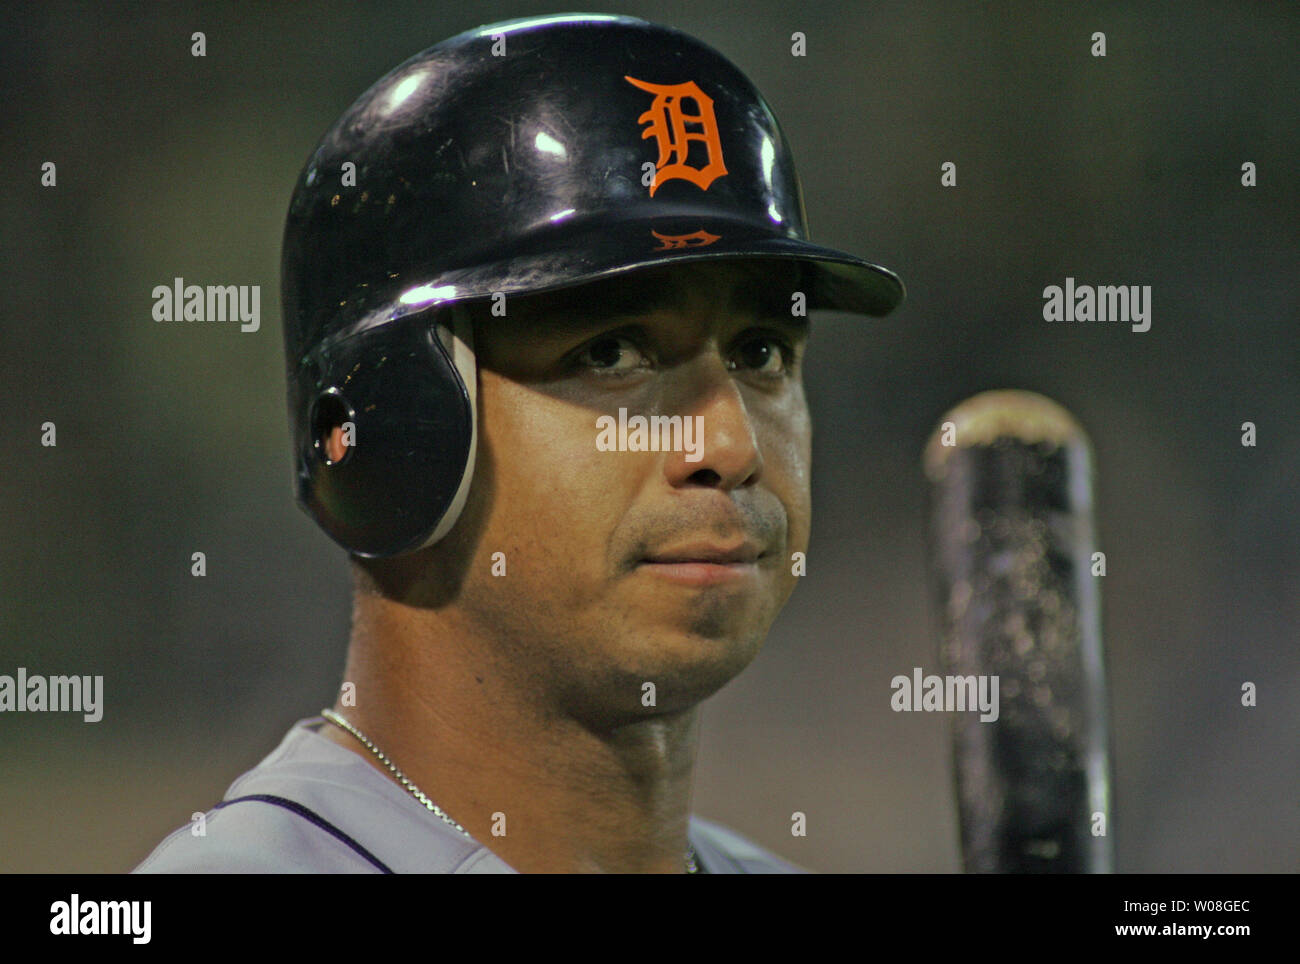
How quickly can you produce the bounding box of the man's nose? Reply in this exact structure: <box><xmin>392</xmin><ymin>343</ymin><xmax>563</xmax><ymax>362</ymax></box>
<box><xmin>661</xmin><ymin>352</ymin><xmax>763</xmax><ymax>491</ymax></box>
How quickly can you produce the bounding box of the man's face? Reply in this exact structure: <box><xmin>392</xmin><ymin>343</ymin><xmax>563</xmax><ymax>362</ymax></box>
<box><xmin>391</xmin><ymin>259</ymin><xmax>812</xmax><ymax>724</ymax></box>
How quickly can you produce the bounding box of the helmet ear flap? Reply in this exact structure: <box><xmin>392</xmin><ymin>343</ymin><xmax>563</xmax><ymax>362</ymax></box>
<box><xmin>293</xmin><ymin>304</ymin><xmax>478</xmax><ymax>558</ymax></box>
<box><xmin>416</xmin><ymin>303</ymin><xmax>478</xmax><ymax>550</ymax></box>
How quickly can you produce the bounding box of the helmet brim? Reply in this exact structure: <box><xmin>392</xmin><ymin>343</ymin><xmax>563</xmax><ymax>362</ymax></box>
<box><xmin>389</xmin><ymin>213</ymin><xmax>905</xmax><ymax>323</ymax></box>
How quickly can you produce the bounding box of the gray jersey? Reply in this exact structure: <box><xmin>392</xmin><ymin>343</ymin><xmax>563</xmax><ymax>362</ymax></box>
<box><xmin>134</xmin><ymin>716</ymin><xmax>805</xmax><ymax>874</ymax></box>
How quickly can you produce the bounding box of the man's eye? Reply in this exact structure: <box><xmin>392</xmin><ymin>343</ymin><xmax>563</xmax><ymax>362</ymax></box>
<box><xmin>731</xmin><ymin>335</ymin><xmax>793</xmax><ymax>376</ymax></box>
<box><xmin>574</xmin><ymin>335</ymin><xmax>648</xmax><ymax>374</ymax></box>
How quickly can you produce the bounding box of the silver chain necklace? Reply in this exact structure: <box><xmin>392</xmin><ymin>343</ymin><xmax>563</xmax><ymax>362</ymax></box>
<box><xmin>321</xmin><ymin>708</ymin><xmax>699</xmax><ymax>873</ymax></box>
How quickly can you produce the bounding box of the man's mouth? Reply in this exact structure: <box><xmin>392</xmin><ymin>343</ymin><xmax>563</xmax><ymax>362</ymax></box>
<box><xmin>637</xmin><ymin>541</ymin><xmax>765</xmax><ymax>587</ymax></box>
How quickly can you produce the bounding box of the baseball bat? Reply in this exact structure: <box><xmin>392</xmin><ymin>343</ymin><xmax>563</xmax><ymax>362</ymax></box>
<box><xmin>923</xmin><ymin>390</ymin><xmax>1113</xmax><ymax>873</ymax></box>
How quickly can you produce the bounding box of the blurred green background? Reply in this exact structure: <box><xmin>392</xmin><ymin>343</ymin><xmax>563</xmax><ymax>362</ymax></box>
<box><xmin>1</xmin><ymin>0</ymin><xmax>1296</xmax><ymax>872</ymax></box>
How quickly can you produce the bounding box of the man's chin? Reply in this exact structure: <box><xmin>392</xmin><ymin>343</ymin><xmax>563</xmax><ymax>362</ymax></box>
<box><xmin>576</xmin><ymin>625</ymin><xmax>767</xmax><ymax>720</ymax></box>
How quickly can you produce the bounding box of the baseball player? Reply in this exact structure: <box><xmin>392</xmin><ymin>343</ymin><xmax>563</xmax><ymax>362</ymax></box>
<box><xmin>135</xmin><ymin>12</ymin><xmax>904</xmax><ymax>874</ymax></box>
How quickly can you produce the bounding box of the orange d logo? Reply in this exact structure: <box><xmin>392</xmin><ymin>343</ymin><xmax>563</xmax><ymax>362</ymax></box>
<box><xmin>651</xmin><ymin>228</ymin><xmax>721</xmax><ymax>251</ymax></box>
<box><xmin>625</xmin><ymin>76</ymin><xmax>729</xmax><ymax>196</ymax></box>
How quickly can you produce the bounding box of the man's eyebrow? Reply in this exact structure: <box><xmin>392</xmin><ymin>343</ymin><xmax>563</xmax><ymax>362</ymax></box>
<box><xmin>509</xmin><ymin>263</ymin><xmax>809</xmax><ymax>331</ymax></box>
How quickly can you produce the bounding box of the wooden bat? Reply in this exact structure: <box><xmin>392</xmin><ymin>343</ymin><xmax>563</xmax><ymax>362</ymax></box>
<box><xmin>924</xmin><ymin>390</ymin><xmax>1114</xmax><ymax>872</ymax></box>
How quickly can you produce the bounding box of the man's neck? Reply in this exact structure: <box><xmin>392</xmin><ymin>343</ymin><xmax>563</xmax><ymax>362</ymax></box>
<box><xmin>322</xmin><ymin>595</ymin><xmax>702</xmax><ymax>873</ymax></box>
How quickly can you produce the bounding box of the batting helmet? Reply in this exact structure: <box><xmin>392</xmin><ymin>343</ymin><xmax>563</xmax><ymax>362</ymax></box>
<box><xmin>281</xmin><ymin>12</ymin><xmax>905</xmax><ymax>558</ymax></box>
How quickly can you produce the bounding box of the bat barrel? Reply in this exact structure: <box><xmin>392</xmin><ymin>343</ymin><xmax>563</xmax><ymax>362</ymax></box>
<box><xmin>924</xmin><ymin>390</ymin><xmax>1113</xmax><ymax>873</ymax></box>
